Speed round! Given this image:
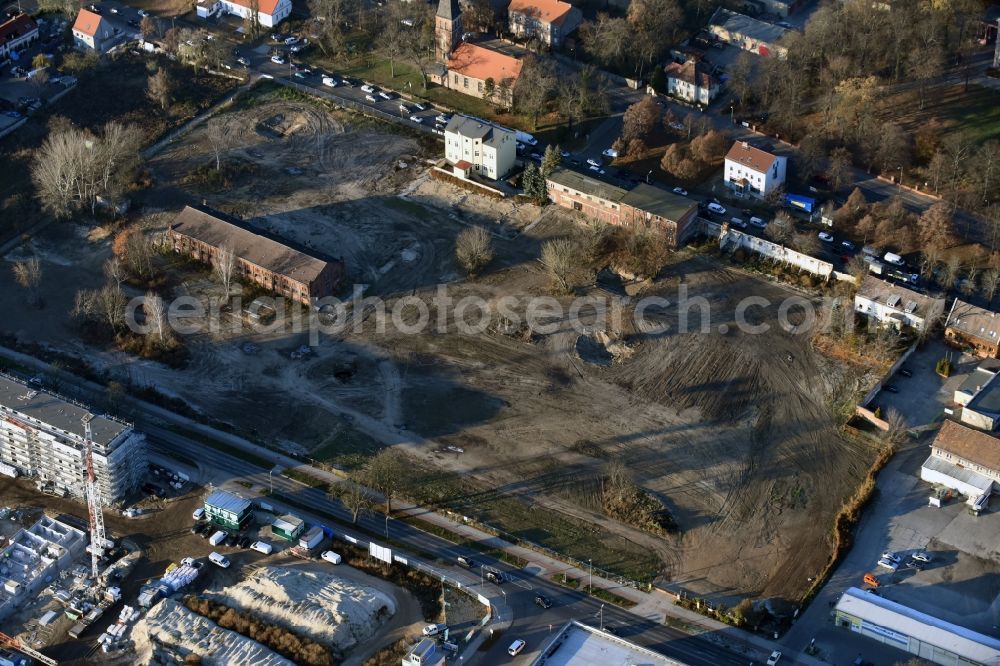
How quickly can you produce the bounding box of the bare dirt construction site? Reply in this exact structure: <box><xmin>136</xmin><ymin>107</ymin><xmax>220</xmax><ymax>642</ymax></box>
<box><xmin>0</xmin><ymin>87</ymin><xmax>880</xmax><ymax>606</ymax></box>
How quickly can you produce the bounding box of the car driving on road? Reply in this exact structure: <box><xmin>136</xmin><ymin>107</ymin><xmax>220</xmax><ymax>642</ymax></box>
<box><xmin>707</xmin><ymin>202</ymin><xmax>726</xmax><ymax>215</ymax></box>
<box><xmin>534</xmin><ymin>594</ymin><xmax>552</xmax><ymax>608</ymax></box>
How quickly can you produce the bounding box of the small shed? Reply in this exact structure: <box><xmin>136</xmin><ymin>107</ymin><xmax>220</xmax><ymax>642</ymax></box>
<box><xmin>271</xmin><ymin>514</ymin><xmax>305</xmax><ymax>541</ymax></box>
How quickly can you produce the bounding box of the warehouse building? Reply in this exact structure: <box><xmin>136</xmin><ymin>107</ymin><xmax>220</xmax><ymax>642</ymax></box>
<box><xmin>271</xmin><ymin>514</ymin><xmax>305</xmax><ymax>540</ymax></box>
<box><xmin>834</xmin><ymin>587</ymin><xmax>1000</xmax><ymax>665</ymax></box>
<box><xmin>166</xmin><ymin>205</ymin><xmax>344</xmax><ymax>307</ymax></box>
<box><xmin>204</xmin><ymin>490</ymin><xmax>253</xmax><ymax>530</ymax></box>
<box><xmin>0</xmin><ymin>373</ymin><xmax>146</xmax><ymax>505</ymax></box>
<box><xmin>533</xmin><ymin>620</ymin><xmax>685</xmax><ymax>665</ymax></box>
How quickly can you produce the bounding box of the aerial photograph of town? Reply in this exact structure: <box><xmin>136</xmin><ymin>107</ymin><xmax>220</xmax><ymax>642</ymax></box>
<box><xmin>0</xmin><ymin>0</ymin><xmax>998</xmax><ymax>663</ymax></box>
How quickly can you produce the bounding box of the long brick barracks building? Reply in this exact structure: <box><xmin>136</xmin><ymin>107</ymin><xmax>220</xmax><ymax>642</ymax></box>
<box><xmin>166</xmin><ymin>205</ymin><xmax>344</xmax><ymax>305</ymax></box>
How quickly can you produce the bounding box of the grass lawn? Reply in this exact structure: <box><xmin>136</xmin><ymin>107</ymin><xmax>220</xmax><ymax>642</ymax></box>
<box><xmin>311</xmin><ymin>427</ymin><xmax>382</xmax><ymax>471</ymax></box>
<box><xmin>933</xmin><ymin>84</ymin><xmax>1000</xmax><ymax>145</ymax></box>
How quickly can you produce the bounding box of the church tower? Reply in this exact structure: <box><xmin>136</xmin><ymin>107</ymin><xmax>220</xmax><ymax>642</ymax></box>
<box><xmin>435</xmin><ymin>0</ymin><xmax>462</xmax><ymax>64</ymax></box>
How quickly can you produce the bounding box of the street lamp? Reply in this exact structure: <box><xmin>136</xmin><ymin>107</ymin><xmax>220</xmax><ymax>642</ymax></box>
<box><xmin>588</xmin><ymin>559</ymin><xmax>592</xmax><ymax>593</ymax></box>
<box><xmin>600</xmin><ymin>603</ymin><xmax>605</xmax><ymax>631</ymax></box>
<box><xmin>646</xmin><ymin>169</ymin><xmax>653</xmax><ymax>184</ymax></box>
<box><xmin>501</xmin><ymin>589</ymin><xmax>507</xmax><ymax>607</ymax></box>
<box><xmin>898</xmin><ymin>165</ymin><xmax>903</xmax><ymax>187</ymax></box>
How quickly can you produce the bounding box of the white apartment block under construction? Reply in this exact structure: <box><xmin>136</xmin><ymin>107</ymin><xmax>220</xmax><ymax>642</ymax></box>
<box><xmin>0</xmin><ymin>374</ymin><xmax>146</xmax><ymax>505</ymax></box>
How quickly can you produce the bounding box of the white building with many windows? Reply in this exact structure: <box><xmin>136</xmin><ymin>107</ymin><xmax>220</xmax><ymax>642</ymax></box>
<box><xmin>444</xmin><ymin>114</ymin><xmax>516</xmax><ymax>181</ymax></box>
<box><xmin>724</xmin><ymin>141</ymin><xmax>787</xmax><ymax>198</ymax></box>
<box><xmin>196</xmin><ymin>0</ymin><xmax>291</xmax><ymax>28</ymax></box>
<box><xmin>0</xmin><ymin>374</ymin><xmax>146</xmax><ymax>505</ymax></box>
<box><xmin>854</xmin><ymin>276</ymin><xmax>945</xmax><ymax>333</ymax></box>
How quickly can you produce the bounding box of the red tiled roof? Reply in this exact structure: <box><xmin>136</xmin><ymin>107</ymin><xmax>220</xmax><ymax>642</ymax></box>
<box><xmin>454</xmin><ymin>160</ymin><xmax>473</xmax><ymax>169</ymax></box>
<box><xmin>225</xmin><ymin>0</ymin><xmax>282</xmax><ymax>17</ymax></box>
<box><xmin>72</xmin><ymin>8</ymin><xmax>103</xmax><ymax>37</ymax></box>
<box><xmin>508</xmin><ymin>0</ymin><xmax>574</xmax><ymax>26</ymax></box>
<box><xmin>726</xmin><ymin>141</ymin><xmax>777</xmax><ymax>173</ymax></box>
<box><xmin>933</xmin><ymin>419</ymin><xmax>1000</xmax><ymax>473</ymax></box>
<box><xmin>0</xmin><ymin>14</ymin><xmax>37</xmax><ymax>46</ymax></box>
<box><xmin>447</xmin><ymin>42</ymin><xmax>523</xmax><ymax>83</ymax></box>
<box><xmin>664</xmin><ymin>60</ymin><xmax>715</xmax><ymax>89</ymax></box>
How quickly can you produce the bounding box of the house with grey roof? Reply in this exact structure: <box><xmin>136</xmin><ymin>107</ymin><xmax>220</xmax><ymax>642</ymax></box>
<box><xmin>854</xmin><ymin>276</ymin><xmax>945</xmax><ymax>333</ymax></box>
<box><xmin>443</xmin><ymin>114</ymin><xmax>516</xmax><ymax>181</ymax></box>
<box><xmin>708</xmin><ymin>8</ymin><xmax>789</xmax><ymax>58</ymax></box>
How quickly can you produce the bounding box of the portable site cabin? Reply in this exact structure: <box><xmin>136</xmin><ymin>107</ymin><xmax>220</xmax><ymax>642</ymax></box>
<box><xmin>204</xmin><ymin>490</ymin><xmax>253</xmax><ymax>531</ymax></box>
<box><xmin>271</xmin><ymin>514</ymin><xmax>305</xmax><ymax>541</ymax></box>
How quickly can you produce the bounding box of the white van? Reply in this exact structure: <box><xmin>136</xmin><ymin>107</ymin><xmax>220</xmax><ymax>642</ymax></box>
<box><xmin>251</xmin><ymin>541</ymin><xmax>273</xmax><ymax>555</ymax></box>
<box><xmin>508</xmin><ymin>639</ymin><xmax>526</xmax><ymax>656</ymax></box>
<box><xmin>192</xmin><ymin>508</ymin><xmax>205</xmax><ymax>521</ymax></box>
<box><xmin>209</xmin><ymin>530</ymin><xmax>227</xmax><ymax>546</ymax></box>
<box><xmin>208</xmin><ymin>552</ymin><xmax>230</xmax><ymax>568</ymax></box>
<box><xmin>321</xmin><ymin>550</ymin><xmax>342</xmax><ymax>565</ymax></box>
<box><xmin>883</xmin><ymin>252</ymin><xmax>905</xmax><ymax>266</ymax></box>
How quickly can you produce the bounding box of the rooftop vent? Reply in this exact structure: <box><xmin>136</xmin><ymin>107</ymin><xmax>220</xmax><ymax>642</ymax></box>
<box><xmin>904</xmin><ymin>301</ymin><xmax>917</xmax><ymax>314</ymax></box>
<box><xmin>887</xmin><ymin>295</ymin><xmax>901</xmax><ymax>308</ymax></box>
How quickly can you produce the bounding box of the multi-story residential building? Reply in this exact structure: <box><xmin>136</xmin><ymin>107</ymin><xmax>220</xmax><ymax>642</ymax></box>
<box><xmin>724</xmin><ymin>141</ymin><xmax>787</xmax><ymax>198</ymax></box>
<box><xmin>71</xmin><ymin>8</ymin><xmax>117</xmax><ymax>52</ymax></box>
<box><xmin>945</xmin><ymin>299</ymin><xmax>1000</xmax><ymax>358</ymax></box>
<box><xmin>444</xmin><ymin>115</ymin><xmax>517</xmax><ymax>180</ymax></box>
<box><xmin>507</xmin><ymin>0</ymin><xmax>582</xmax><ymax>47</ymax></box>
<box><xmin>196</xmin><ymin>0</ymin><xmax>291</xmax><ymax>27</ymax></box>
<box><xmin>663</xmin><ymin>59</ymin><xmax>720</xmax><ymax>106</ymax></box>
<box><xmin>166</xmin><ymin>205</ymin><xmax>344</xmax><ymax>306</ymax></box>
<box><xmin>0</xmin><ymin>14</ymin><xmax>38</xmax><ymax>61</ymax></box>
<box><xmin>0</xmin><ymin>374</ymin><xmax>146</xmax><ymax>505</ymax></box>
<box><xmin>853</xmin><ymin>276</ymin><xmax>945</xmax><ymax>333</ymax></box>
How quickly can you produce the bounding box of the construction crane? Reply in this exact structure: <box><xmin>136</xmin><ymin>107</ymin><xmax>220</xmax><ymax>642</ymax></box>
<box><xmin>82</xmin><ymin>414</ymin><xmax>107</xmax><ymax>582</ymax></box>
<box><xmin>0</xmin><ymin>631</ymin><xmax>58</xmax><ymax>666</ymax></box>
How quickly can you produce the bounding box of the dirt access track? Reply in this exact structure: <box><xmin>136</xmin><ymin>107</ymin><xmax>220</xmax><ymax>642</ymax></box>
<box><xmin>0</xmin><ymin>91</ymin><xmax>877</xmax><ymax>605</ymax></box>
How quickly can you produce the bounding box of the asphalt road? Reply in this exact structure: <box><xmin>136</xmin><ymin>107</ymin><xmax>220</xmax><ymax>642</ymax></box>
<box><xmin>148</xmin><ymin>427</ymin><xmax>755</xmax><ymax>666</ymax></box>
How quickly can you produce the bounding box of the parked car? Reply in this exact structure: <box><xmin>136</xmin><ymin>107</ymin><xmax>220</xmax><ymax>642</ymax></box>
<box><xmin>322</xmin><ymin>76</ymin><xmax>338</xmax><ymax>87</ymax></box>
<box><xmin>707</xmin><ymin>202</ymin><xmax>726</xmax><ymax>215</ymax></box>
<box><xmin>192</xmin><ymin>508</ymin><xmax>205</xmax><ymax>521</ymax></box>
<box><xmin>361</xmin><ymin>84</ymin><xmax>375</xmax><ymax>93</ymax></box>
<box><xmin>863</xmin><ymin>572</ymin><xmax>880</xmax><ymax>587</ymax></box>
<box><xmin>588</xmin><ymin>166</ymin><xmax>606</xmax><ymax>175</ymax></box>
<box><xmin>378</xmin><ymin>90</ymin><xmax>392</xmax><ymax>100</ymax></box>
<box><xmin>321</xmin><ymin>550</ymin><xmax>342</xmax><ymax>565</ymax></box>
<box><xmin>422</xmin><ymin>623</ymin><xmax>446</xmax><ymax>636</ymax></box>
<box><xmin>435</xmin><ymin>113</ymin><xmax>451</xmax><ymax>124</ymax></box>
<box><xmin>586</xmin><ymin>158</ymin><xmax>601</xmax><ymax>167</ymax></box>
<box><xmin>238</xmin><ymin>536</ymin><xmax>251</xmax><ymax>548</ymax></box>
<box><xmin>877</xmin><ymin>557</ymin><xmax>899</xmax><ymax>571</ymax></box>
<box><xmin>209</xmin><ymin>552</ymin><xmax>231</xmax><ymax>568</ymax></box>
<box><xmin>534</xmin><ymin>594</ymin><xmax>552</xmax><ymax>609</ymax></box>
<box><xmin>602</xmin><ymin>148</ymin><xmax>618</xmax><ymax>158</ymax></box>
<box><xmin>672</xmin><ymin>187</ymin><xmax>688</xmax><ymax>196</ymax></box>
<box><xmin>226</xmin><ymin>533</ymin><xmax>240</xmax><ymax>547</ymax></box>
<box><xmin>730</xmin><ymin>217</ymin><xmax>747</xmax><ymax>229</ymax></box>
<box><xmin>767</xmin><ymin>651</ymin><xmax>782</xmax><ymax>666</ymax></box>
<box><xmin>365</xmin><ymin>94</ymin><xmax>377</xmax><ymax>102</ymax></box>
<box><xmin>508</xmin><ymin>640</ymin><xmax>526</xmax><ymax>657</ymax></box>
<box><xmin>818</xmin><ymin>232</ymin><xmax>834</xmax><ymax>243</ymax></box>
<box><xmin>251</xmin><ymin>540</ymin><xmax>273</xmax><ymax>554</ymax></box>
<box><xmin>411</xmin><ymin>102</ymin><xmax>426</xmax><ymax>111</ymax></box>
<box><xmin>270</xmin><ymin>55</ymin><xmax>285</xmax><ymax>64</ymax></box>
<box><xmin>236</xmin><ymin>57</ymin><xmax>250</xmax><ymax>66</ymax></box>
<box><xmin>137</xmin><ymin>8</ymin><xmax>149</xmax><ymax>16</ymax></box>
<box><xmin>749</xmin><ymin>216</ymin><xmax>767</xmax><ymax>228</ymax></box>
<box><xmin>841</xmin><ymin>240</ymin><xmax>856</xmax><ymax>250</ymax></box>
<box><xmin>881</xmin><ymin>552</ymin><xmax>901</xmax><ymax>564</ymax></box>
<box><xmin>911</xmin><ymin>551</ymin><xmax>931</xmax><ymax>563</ymax></box>
<box><xmin>284</xmin><ymin>36</ymin><xmax>299</xmax><ymax>45</ymax></box>
<box><xmin>294</xmin><ymin>71</ymin><xmax>308</xmax><ymax>79</ymax></box>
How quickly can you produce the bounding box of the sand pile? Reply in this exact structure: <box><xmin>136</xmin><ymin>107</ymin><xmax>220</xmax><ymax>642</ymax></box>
<box><xmin>204</xmin><ymin>566</ymin><xmax>396</xmax><ymax>651</ymax></box>
<box><xmin>133</xmin><ymin>598</ymin><xmax>292</xmax><ymax>666</ymax></box>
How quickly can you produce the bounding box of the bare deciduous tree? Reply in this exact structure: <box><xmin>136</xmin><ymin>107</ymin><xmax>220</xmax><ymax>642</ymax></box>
<box><xmin>147</xmin><ymin>69</ymin><xmax>173</xmax><ymax>112</ymax></box>
<box><xmin>144</xmin><ymin>291</ymin><xmax>168</xmax><ymax>344</ymax></box>
<box><xmin>982</xmin><ymin>268</ymin><xmax>1000</xmax><ymax>305</ymax></box>
<box><xmin>540</xmin><ymin>238</ymin><xmax>577</xmax><ymax>293</ymax></box>
<box><xmin>363</xmin><ymin>448</ymin><xmax>406</xmax><ymax>516</ymax></box>
<box><xmin>455</xmin><ymin>226</ymin><xmax>494</xmax><ymax>276</ymax></box>
<box><xmin>204</xmin><ymin>117</ymin><xmax>235</xmax><ymax>171</ymax></box>
<box><xmin>13</xmin><ymin>257</ymin><xmax>42</xmax><ymax>307</ymax></box>
<box><xmin>336</xmin><ymin>481</ymin><xmax>374</xmax><ymax>524</ymax></box>
<box><xmin>104</xmin><ymin>257</ymin><xmax>126</xmax><ymax>290</ymax></box>
<box><xmin>214</xmin><ymin>243</ymin><xmax>236</xmax><ymax>295</ymax></box>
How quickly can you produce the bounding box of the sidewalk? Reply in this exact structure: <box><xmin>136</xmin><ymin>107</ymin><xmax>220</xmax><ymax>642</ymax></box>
<box><xmin>0</xmin><ymin>345</ymin><xmax>817</xmax><ymax>663</ymax></box>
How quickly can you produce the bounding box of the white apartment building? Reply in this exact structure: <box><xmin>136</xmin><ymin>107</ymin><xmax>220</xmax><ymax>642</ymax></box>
<box><xmin>0</xmin><ymin>374</ymin><xmax>146</xmax><ymax>505</ymax></box>
<box><xmin>724</xmin><ymin>141</ymin><xmax>787</xmax><ymax>198</ymax></box>
<box><xmin>854</xmin><ymin>275</ymin><xmax>945</xmax><ymax>333</ymax></box>
<box><xmin>196</xmin><ymin>0</ymin><xmax>291</xmax><ymax>28</ymax></box>
<box><xmin>444</xmin><ymin>115</ymin><xmax>516</xmax><ymax>181</ymax></box>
